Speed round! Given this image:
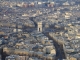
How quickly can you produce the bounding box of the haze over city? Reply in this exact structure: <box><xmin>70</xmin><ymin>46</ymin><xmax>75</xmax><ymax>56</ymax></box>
<box><xmin>0</xmin><ymin>0</ymin><xmax>80</xmax><ymax>60</ymax></box>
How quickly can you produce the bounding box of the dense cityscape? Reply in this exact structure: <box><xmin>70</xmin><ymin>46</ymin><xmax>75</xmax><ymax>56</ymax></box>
<box><xmin>0</xmin><ymin>0</ymin><xmax>80</xmax><ymax>60</ymax></box>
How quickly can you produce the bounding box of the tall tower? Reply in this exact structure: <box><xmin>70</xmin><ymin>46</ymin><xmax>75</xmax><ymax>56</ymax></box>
<box><xmin>37</xmin><ymin>21</ymin><xmax>42</xmax><ymax>32</ymax></box>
